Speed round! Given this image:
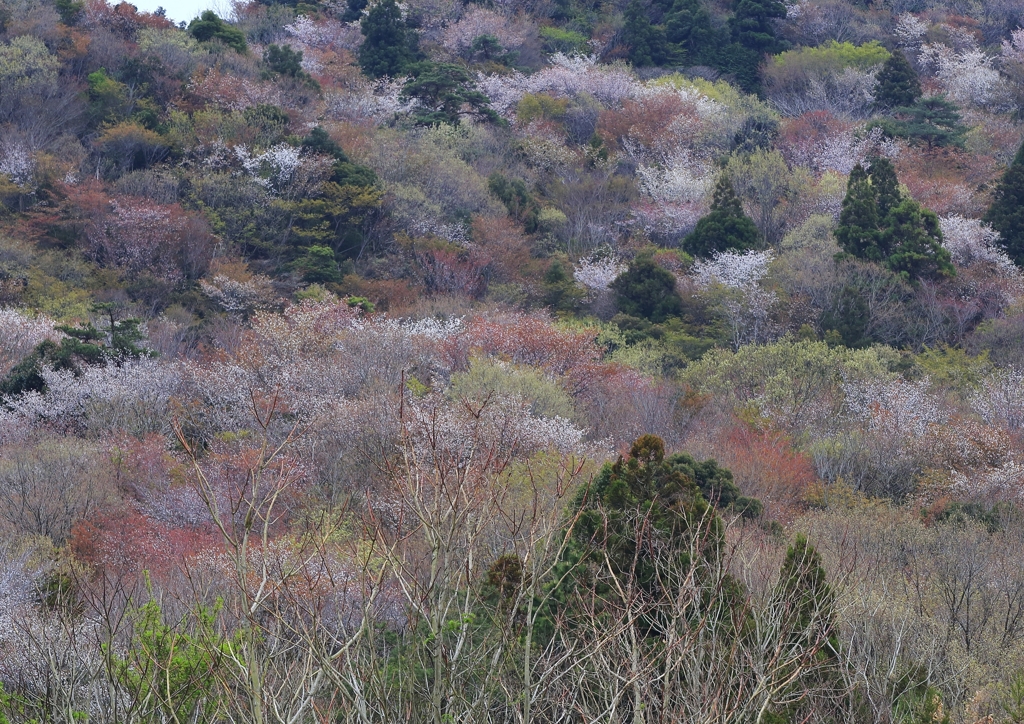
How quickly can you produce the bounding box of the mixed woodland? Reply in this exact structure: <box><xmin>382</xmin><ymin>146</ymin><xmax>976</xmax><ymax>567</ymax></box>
<box><xmin>3</xmin><ymin>0</ymin><xmax>1024</xmax><ymax>719</ymax></box>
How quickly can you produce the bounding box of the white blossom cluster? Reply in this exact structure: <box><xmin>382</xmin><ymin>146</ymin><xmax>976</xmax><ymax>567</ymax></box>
<box><xmin>1003</xmin><ymin>27</ymin><xmax>1024</xmax><ymax>67</ymax></box>
<box><xmin>233</xmin><ymin>143</ymin><xmax>303</xmax><ymax>191</ymax></box>
<box><xmin>0</xmin><ymin>138</ymin><xmax>33</xmax><ymax>188</ymax></box>
<box><xmin>0</xmin><ymin>547</ymin><xmax>41</xmax><ymax>640</ymax></box>
<box><xmin>636</xmin><ymin>152</ymin><xmax>714</xmax><ymax>204</ymax></box>
<box><xmin>631</xmin><ymin>201</ymin><xmax>706</xmax><ymax>239</ymax></box>
<box><xmin>441</xmin><ymin>7</ymin><xmax>524</xmax><ymax>54</ymax></box>
<box><xmin>285</xmin><ymin>15</ymin><xmax>359</xmax><ymax>50</ymax></box>
<box><xmin>843</xmin><ymin>376</ymin><xmax>944</xmax><ymax>438</ymax></box>
<box><xmin>973</xmin><ymin>366</ymin><xmax>1024</xmax><ymax>431</ymax></box>
<box><xmin>186</xmin><ymin>68</ymin><xmax>284</xmax><ymax>111</ymax></box>
<box><xmin>477</xmin><ymin>54</ymin><xmax>641</xmax><ymax>118</ymax></box>
<box><xmin>894</xmin><ymin>13</ymin><xmax>927</xmax><ymax>48</ymax></box>
<box><xmin>325</xmin><ymin>78</ymin><xmax>418</xmax><ymax>125</ymax></box>
<box><xmin>939</xmin><ymin>215</ymin><xmax>1019</xmax><ymax>276</ymax></box>
<box><xmin>0</xmin><ymin>307</ymin><xmax>57</xmax><ymax>374</ymax></box>
<box><xmin>919</xmin><ymin>42</ymin><xmax>1003</xmax><ymax>108</ymax></box>
<box><xmin>573</xmin><ymin>256</ymin><xmax>625</xmax><ymax>291</ymax></box>
<box><xmin>0</xmin><ymin>358</ymin><xmax>181</xmax><ymax>440</ymax></box>
<box><xmin>949</xmin><ymin>459</ymin><xmax>1024</xmax><ymax>502</ymax></box>
<box><xmin>692</xmin><ymin>249</ymin><xmax>774</xmax><ymax>290</ymax></box>
<box><xmin>404</xmin><ymin>393</ymin><xmax>588</xmax><ymax>470</ymax></box>
<box><xmin>691</xmin><ymin>250</ymin><xmax>779</xmax><ymax>348</ymax></box>
<box><xmin>388</xmin><ymin>315</ymin><xmax>465</xmax><ymax>340</ymax></box>
<box><xmin>411</xmin><ymin>218</ymin><xmax>470</xmax><ymax>245</ymax></box>
<box><xmin>199</xmin><ymin>274</ymin><xmax>279</xmax><ymax>315</ymax></box>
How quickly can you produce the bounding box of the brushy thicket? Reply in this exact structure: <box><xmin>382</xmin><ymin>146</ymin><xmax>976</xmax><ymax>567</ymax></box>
<box><xmin>2</xmin><ymin>0</ymin><xmax>1024</xmax><ymax>720</ymax></box>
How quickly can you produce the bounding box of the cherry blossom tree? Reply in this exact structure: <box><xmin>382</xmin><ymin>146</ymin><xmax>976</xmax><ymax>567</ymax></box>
<box><xmin>692</xmin><ymin>250</ymin><xmax>779</xmax><ymax>349</ymax></box>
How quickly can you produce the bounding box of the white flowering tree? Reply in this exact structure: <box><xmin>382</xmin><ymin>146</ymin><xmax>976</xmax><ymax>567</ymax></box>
<box><xmin>0</xmin><ymin>307</ymin><xmax>56</xmax><ymax>376</ymax></box>
<box><xmin>692</xmin><ymin>250</ymin><xmax>778</xmax><ymax>349</ymax></box>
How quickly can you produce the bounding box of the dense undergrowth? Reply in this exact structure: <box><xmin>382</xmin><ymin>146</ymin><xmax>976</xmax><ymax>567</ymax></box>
<box><xmin>1</xmin><ymin>0</ymin><xmax>1024</xmax><ymax>719</ymax></box>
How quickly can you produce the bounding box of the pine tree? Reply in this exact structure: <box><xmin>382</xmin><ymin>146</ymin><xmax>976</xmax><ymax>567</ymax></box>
<box><xmin>683</xmin><ymin>176</ymin><xmax>761</xmax><ymax>258</ymax></box>
<box><xmin>188</xmin><ymin>11</ymin><xmax>248</xmax><ymax>54</ymax></box>
<box><xmin>358</xmin><ymin>0</ymin><xmax>420</xmax><ymax>79</ymax></box>
<box><xmin>874</xmin><ymin>50</ymin><xmax>921</xmax><ymax>110</ymax></box>
<box><xmin>883</xmin><ymin>95</ymin><xmax>967</xmax><ymax>149</ymax></box>
<box><xmin>835</xmin><ymin>164</ymin><xmax>882</xmax><ymax>261</ymax></box>
<box><xmin>401</xmin><ymin>62</ymin><xmax>503</xmax><ymax>126</ymax></box>
<box><xmin>983</xmin><ymin>141</ymin><xmax>1024</xmax><ymax>268</ymax></box>
<box><xmin>883</xmin><ymin>198</ymin><xmax>955</xmax><ymax>281</ymax></box>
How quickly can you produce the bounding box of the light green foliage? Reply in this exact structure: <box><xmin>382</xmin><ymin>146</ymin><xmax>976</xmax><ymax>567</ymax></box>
<box><xmin>0</xmin><ymin>35</ymin><xmax>59</xmax><ymax>91</ymax></box>
<box><xmin>914</xmin><ymin>346</ymin><xmax>990</xmax><ymax>393</ymax></box>
<box><xmin>726</xmin><ymin>149</ymin><xmax>804</xmax><ymax>247</ymax></box>
<box><xmin>538</xmin><ymin>26</ymin><xmax>590</xmax><ymax>54</ymax></box>
<box><xmin>516</xmin><ymin>92</ymin><xmax>568</xmax><ymax>124</ymax></box>
<box><xmin>449</xmin><ymin>356</ymin><xmax>575</xmax><ymax>419</ymax></box>
<box><xmin>86</xmin><ymin>68</ymin><xmax>128</xmax><ymax>125</ymax></box>
<box><xmin>679</xmin><ymin>339</ymin><xmax>895</xmax><ymax>433</ymax></box>
<box><xmin>369</xmin><ymin>127</ymin><xmax>502</xmax><ymax>226</ymax></box>
<box><xmin>771</xmin><ymin>40</ymin><xmax>890</xmax><ymax>73</ymax></box>
<box><xmin>0</xmin><ymin>35</ymin><xmax>61</xmax><ymax>125</ymax></box>
<box><xmin>111</xmin><ymin>599</ymin><xmax>231</xmax><ymax>723</ymax></box>
<box><xmin>781</xmin><ymin>213</ymin><xmax>838</xmax><ymax>251</ymax></box>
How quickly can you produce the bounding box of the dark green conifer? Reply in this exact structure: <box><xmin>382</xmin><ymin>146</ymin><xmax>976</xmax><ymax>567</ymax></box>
<box><xmin>664</xmin><ymin>0</ymin><xmax>719</xmax><ymax>65</ymax></box>
<box><xmin>835</xmin><ymin>164</ymin><xmax>882</xmax><ymax>261</ymax></box>
<box><xmin>883</xmin><ymin>198</ymin><xmax>955</xmax><ymax>281</ymax></box>
<box><xmin>683</xmin><ymin>176</ymin><xmax>761</xmax><ymax>258</ymax></box>
<box><xmin>778</xmin><ymin>534</ymin><xmax>835</xmax><ymax>647</ymax></box>
<box><xmin>874</xmin><ymin>51</ymin><xmax>921</xmax><ymax>110</ymax></box>
<box><xmin>983</xmin><ymin>141</ymin><xmax>1024</xmax><ymax>268</ymax></box>
<box><xmin>610</xmin><ymin>255</ymin><xmax>684</xmax><ymax>323</ymax></box>
<box><xmin>868</xmin><ymin>157</ymin><xmax>901</xmax><ymax>220</ymax></box>
<box><xmin>358</xmin><ymin>0</ymin><xmax>420</xmax><ymax>79</ymax></box>
<box><xmin>726</xmin><ymin>0</ymin><xmax>786</xmax><ymax>89</ymax></box>
<box><xmin>188</xmin><ymin>11</ymin><xmax>247</xmax><ymax>53</ymax></box>
<box><xmin>401</xmin><ymin>62</ymin><xmax>503</xmax><ymax>126</ymax></box>
<box><xmin>881</xmin><ymin>96</ymin><xmax>967</xmax><ymax>149</ymax></box>
<box><xmin>624</xmin><ymin>0</ymin><xmax>669</xmax><ymax>66</ymax></box>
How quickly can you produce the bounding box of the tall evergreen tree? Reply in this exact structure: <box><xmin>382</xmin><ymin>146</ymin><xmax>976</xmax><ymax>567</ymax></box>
<box><xmin>835</xmin><ymin>164</ymin><xmax>882</xmax><ymax>260</ymax></box>
<box><xmin>624</xmin><ymin>0</ymin><xmax>669</xmax><ymax>66</ymax></box>
<box><xmin>726</xmin><ymin>0</ymin><xmax>786</xmax><ymax>90</ymax></box>
<box><xmin>883</xmin><ymin>198</ymin><xmax>955</xmax><ymax>281</ymax></box>
<box><xmin>683</xmin><ymin>176</ymin><xmax>761</xmax><ymax>257</ymax></box>
<box><xmin>874</xmin><ymin>50</ymin><xmax>921</xmax><ymax>110</ymax></box>
<box><xmin>766</xmin><ymin>534</ymin><xmax>841</xmax><ymax>722</ymax></box>
<box><xmin>664</xmin><ymin>0</ymin><xmax>720</xmax><ymax>65</ymax></box>
<box><xmin>358</xmin><ymin>0</ymin><xmax>420</xmax><ymax>79</ymax></box>
<box><xmin>983</xmin><ymin>141</ymin><xmax>1024</xmax><ymax>268</ymax></box>
<box><xmin>868</xmin><ymin>157</ymin><xmax>901</xmax><ymax>220</ymax></box>
<box><xmin>610</xmin><ymin>255</ymin><xmax>684</xmax><ymax>323</ymax></box>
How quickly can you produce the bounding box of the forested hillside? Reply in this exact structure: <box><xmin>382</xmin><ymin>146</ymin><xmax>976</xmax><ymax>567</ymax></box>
<box><xmin>1</xmin><ymin>0</ymin><xmax>1024</xmax><ymax>719</ymax></box>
